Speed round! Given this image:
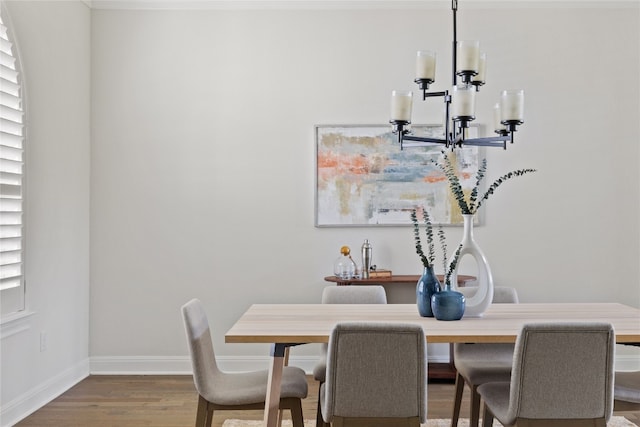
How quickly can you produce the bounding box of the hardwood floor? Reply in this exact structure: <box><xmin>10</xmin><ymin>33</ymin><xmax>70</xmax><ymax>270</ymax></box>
<box><xmin>15</xmin><ymin>375</ymin><xmax>640</xmax><ymax>426</ymax></box>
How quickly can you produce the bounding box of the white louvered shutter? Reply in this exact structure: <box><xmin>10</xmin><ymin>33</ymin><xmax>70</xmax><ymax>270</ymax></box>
<box><xmin>0</xmin><ymin>9</ymin><xmax>25</xmax><ymax>316</ymax></box>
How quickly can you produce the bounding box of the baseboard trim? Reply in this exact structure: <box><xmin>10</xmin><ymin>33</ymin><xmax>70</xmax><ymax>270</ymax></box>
<box><xmin>89</xmin><ymin>355</ymin><xmax>194</xmax><ymax>375</ymax></box>
<box><xmin>0</xmin><ymin>358</ymin><xmax>89</xmax><ymax>427</ymax></box>
<box><xmin>616</xmin><ymin>354</ymin><xmax>640</xmax><ymax>372</ymax></box>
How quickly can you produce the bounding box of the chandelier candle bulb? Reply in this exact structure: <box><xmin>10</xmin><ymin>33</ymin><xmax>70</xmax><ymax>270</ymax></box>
<box><xmin>390</xmin><ymin>90</ymin><xmax>413</xmax><ymax>122</ymax></box>
<box><xmin>416</xmin><ymin>50</ymin><xmax>437</xmax><ymax>80</ymax></box>
<box><xmin>456</xmin><ymin>40</ymin><xmax>480</xmax><ymax>73</ymax></box>
<box><xmin>500</xmin><ymin>89</ymin><xmax>525</xmax><ymax>122</ymax></box>
<box><xmin>493</xmin><ymin>103</ymin><xmax>507</xmax><ymax>131</ymax></box>
<box><xmin>472</xmin><ymin>53</ymin><xmax>486</xmax><ymax>84</ymax></box>
<box><xmin>451</xmin><ymin>85</ymin><xmax>476</xmax><ymax>118</ymax></box>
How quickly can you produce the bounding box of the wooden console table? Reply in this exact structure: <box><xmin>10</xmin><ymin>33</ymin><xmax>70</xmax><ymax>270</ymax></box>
<box><xmin>323</xmin><ymin>274</ymin><xmax>476</xmax><ymax>380</ymax></box>
<box><xmin>324</xmin><ymin>274</ymin><xmax>476</xmax><ymax>287</ymax></box>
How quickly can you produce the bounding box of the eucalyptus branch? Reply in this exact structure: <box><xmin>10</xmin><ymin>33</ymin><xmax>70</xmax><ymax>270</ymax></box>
<box><xmin>444</xmin><ymin>244</ymin><xmax>463</xmax><ymax>287</ymax></box>
<box><xmin>411</xmin><ymin>209</ymin><xmax>430</xmax><ymax>268</ymax></box>
<box><xmin>468</xmin><ymin>158</ymin><xmax>487</xmax><ymax>213</ymax></box>
<box><xmin>423</xmin><ymin>210</ymin><xmax>436</xmax><ymax>266</ymax></box>
<box><xmin>437</xmin><ymin>226</ymin><xmax>447</xmax><ymax>275</ymax></box>
<box><xmin>436</xmin><ymin>154</ymin><xmax>470</xmax><ymax>214</ymax></box>
<box><xmin>475</xmin><ymin>168</ymin><xmax>537</xmax><ymax>212</ymax></box>
<box><xmin>435</xmin><ymin>151</ymin><xmax>536</xmax><ymax>215</ymax></box>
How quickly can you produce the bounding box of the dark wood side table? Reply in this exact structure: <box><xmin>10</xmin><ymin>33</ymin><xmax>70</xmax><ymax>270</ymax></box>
<box><xmin>323</xmin><ymin>274</ymin><xmax>476</xmax><ymax>287</ymax></box>
<box><xmin>323</xmin><ymin>274</ymin><xmax>476</xmax><ymax>381</ymax></box>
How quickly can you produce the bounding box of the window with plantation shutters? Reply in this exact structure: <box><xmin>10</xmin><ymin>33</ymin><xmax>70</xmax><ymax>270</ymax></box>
<box><xmin>0</xmin><ymin>8</ymin><xmax>25</xmax><ymax>317</ymax></box>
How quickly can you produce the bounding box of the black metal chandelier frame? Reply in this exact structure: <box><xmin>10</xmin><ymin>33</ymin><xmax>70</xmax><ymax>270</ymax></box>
<box><xmin>390</xmin><ymin>0</ymin><xmax>523</xmax><ymax>150</ymax></box>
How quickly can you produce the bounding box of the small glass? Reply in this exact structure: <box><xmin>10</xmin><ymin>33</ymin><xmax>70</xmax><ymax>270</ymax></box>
<box><xmin>333</xmin><ymin>246</ymin><xmax>357</xmax><ymax>279</ymax></box>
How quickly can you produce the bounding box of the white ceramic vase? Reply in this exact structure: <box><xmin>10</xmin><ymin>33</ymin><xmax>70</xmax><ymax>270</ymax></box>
<box><xmin>449</xmin><ymin>214</ymin><xmax>494</xmax><ymax>317</ymax></box>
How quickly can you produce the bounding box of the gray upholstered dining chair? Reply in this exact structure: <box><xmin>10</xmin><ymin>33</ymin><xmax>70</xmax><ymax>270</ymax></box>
<box><xmin>320</xmin><ymin>321</ymin><xmax>427</xmax><ymax>427</ymax></box>
<box><xmin>451</xmin><ymin>286</ymin><xmax>519</xmax><ymax>427</ymax></box>
<box><xmin>313</xmin><ymin>285</ymin><xmax>387</xmax><ymax>427</ymax></box>
<box><xmin>181</xmin><ymin>299</ymin><xmax>308</xmax><ymax>427</ymax></box>
<box><xmin>614</xmin><ymin>370</ymin><xmax>640</xmax><ymax>411</ymax></box>
<box><xmin>477</xmin><ymin>322</ymin><xmax>615</xmax><ymax>427</ymax></box>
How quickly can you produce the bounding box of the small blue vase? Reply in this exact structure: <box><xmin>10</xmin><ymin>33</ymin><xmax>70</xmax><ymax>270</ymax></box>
<box><xmin>416</xmin><ymin>266</ymin><xmax>441</xmax><ymax>317</ymax></box>
<box><xmin>431</xmin><ymin>283</ymin><xmax>466</xmax><ymax>321</ymax></box>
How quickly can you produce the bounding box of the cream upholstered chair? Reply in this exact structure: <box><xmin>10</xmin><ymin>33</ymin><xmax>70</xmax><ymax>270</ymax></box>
<box><xmin>313</xmin><ymin>285</ymin><xmax>387</xmax><ymax>427</ymax></box>
<box><xmin>614</xmin><ymin>370</ymin><xmax>640</xmax><ymax>411</ymax></box>
<box><xmin>451</xmin><ymin>286</ymin><xmax>519</xmax><ymax>427</ymax></box>
<box><xmin>320</xmin><ymin>322</ymin><xmax>427</xmax><ymax>427</ymax></box>
<box><xmin>181</xmin><ymin>299</ymin><xmax>308</xmax><ymax>427</ymax></box>
<box><xmin>477</xmin><ymin>322</ymin><xmax>615</xmax><ymax>427</ymax></box>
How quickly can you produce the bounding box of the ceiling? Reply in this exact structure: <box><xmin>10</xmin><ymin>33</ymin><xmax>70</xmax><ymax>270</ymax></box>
<box><xmin>85</xmin><ymin>0</ymin><xmax>639</xmax><ymax>10</ymax></box>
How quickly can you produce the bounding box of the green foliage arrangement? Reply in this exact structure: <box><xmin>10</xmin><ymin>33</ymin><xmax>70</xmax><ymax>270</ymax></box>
<box><xmin>438</xmin><ymin>227</ymin><xmax>463</xmax><ymax>288</ymax></box>
<box><xmin>411</xmin><ymin>208</ymin><xmax>436</xmax><ymax>268</ymax></box>
<box><xmin>412</xmin><ymin>207</ymin><xmax>462</xmax><ymax>284</ymax></box>
<box><xmin>435</xmin><ymin>151</ymin><xmax>537</xmax><ymax>215</ymax></box>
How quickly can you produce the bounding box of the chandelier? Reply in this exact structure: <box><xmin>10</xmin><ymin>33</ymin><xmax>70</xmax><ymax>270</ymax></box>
<box><xmin>390</xmin><ymin>0</ymin><xmax>524</xmax><ymax>150</ymax></box>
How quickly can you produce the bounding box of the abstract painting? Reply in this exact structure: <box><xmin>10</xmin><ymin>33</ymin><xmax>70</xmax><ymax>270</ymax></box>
<box><xmin>315</xmin><ymin>125</ymin><xmax>480</xmax><ymax>227</ymax></box>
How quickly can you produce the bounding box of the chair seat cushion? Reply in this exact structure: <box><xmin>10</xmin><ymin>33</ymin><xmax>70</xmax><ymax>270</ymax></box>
<box><xmin>615</xmin><ymin>371</ymin><xmax>640</xmax><ymax>403</ymax></box>
<box><xmin>313</xmin><ymin>356</ymin><xmax>327</xmax><ymax>382</ymax></box>
<box><xmin>205</xmin><ymin>365</ymin><xmax>308</xmax><ymax>405</ymax></box>
<box><xmin>455</xmin><ymin>343</ymin><xmax>514</xmax><ymax>384</ymax></box>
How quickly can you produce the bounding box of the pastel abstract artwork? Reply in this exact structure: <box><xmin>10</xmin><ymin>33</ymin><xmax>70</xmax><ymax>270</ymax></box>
<box><xmin>315</xmin><ymin>125</ymin><xmax>479</xmax><ymax>227</ymax></box>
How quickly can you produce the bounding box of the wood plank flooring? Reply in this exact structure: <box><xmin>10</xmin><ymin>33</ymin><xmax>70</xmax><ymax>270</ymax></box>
<box><xmin>15</xmin><ymin>375</ymin><xmax>640</xmax><ymax>426</ymax></box>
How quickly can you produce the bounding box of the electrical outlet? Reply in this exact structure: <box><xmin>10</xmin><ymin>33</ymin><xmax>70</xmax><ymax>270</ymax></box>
<box><xmin>40</xmin><ymin>332</ymin><xmax>47</xmax><ymax>352</ymax></box>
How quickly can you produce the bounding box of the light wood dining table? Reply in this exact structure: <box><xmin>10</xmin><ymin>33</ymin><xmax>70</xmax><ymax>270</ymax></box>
<box><xmin>225</xmin><ymin>302</ymin><xmax>640</xmax><ymax>427</ymax></box>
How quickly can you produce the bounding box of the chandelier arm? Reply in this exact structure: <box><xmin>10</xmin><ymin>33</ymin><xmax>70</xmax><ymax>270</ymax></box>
<box><xmin>461</xmin><ymin>136</ymin><xmax>511</xmax><ymax>148</ymax></box>
<box><xmin>401</xmin><ymin>140</ymin><xmax>448</xmax><ymax>149</ymax></box>
<box><xmin>403</xmin><ymin>135</ymin><xmax>448</xmax><ymax>144</ymax></box>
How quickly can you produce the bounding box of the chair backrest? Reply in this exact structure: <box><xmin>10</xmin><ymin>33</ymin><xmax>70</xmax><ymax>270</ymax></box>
<box><xmin>322</xmin><ymin>322</ymin><xmax>427</xmax><ymax>423</ymax></box>
<box><xmin>507</xmin><ymin>322</ymin><xmax>615</xmax><ymax>422</ymax></box>
<box><xmin>454</xmin><ymin>286</ymin><xmax>518</xmax><ymax>355</ymax></box>
<box><xmin>181</xmin><ymin>298</ymin><xmax>222</xmax><ymax>397</ymax></box>
<box><xmin>319</xmin><ymin>286</ymin><xmax>387</xmax><ymax>355</ymax></box>
<box><xmin>321</xmin><ymin>285</ymin><xmax>387</xmax><ymax>304</ymax></box>
<box><xmin>492</xmin><ymin>286</ymin><xmax>519</xmax><ymax>304</ymax></box>
<box><xmin>458</xmin><ymin>285</ymin><xmax>519</xmax><ymax>304</ymax></box>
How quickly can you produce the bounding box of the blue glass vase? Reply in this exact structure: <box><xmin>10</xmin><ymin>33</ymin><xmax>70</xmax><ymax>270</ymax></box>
<box><xmin>431</xmin><ymin>283</ymin><xmax>466</xmax><ymax>321</ymax></box>
<box><xmin>416</xmin><ymin>266</ymin><xmax>441</xmax><ymax>317</ymax></box>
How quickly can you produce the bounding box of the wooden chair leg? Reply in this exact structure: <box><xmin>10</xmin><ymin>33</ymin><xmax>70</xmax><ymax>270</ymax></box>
<box><xmin>290</xmin><ymin>398</ymin><xmax>305</xmax><ymax>427</ymax></box>
<box><xmin>316</xmin><ymin>381</ymin><xmax>327</xmax><ymax>427</ymax></box>
<box><xmin>470</xmin><ymin>385</ymin><xmax>481</xmax><ymax>427</ymax></box>
<box><xmin>278</xmin><ymin>348</ymin><xmax>292</xmax><ymax>427</ymax></box>
<box><xmin>205</xmin><ymin>406</ymin><xmax>214</xmax><ymax>427</ymax></box>
<box><xmin>481</xmin><ymin>403</ymin><xmax>494</xmax><ymax>427</ymax></box>
<box><xmin>316</xmin><ymin>396</ymin><xmax>323</xmax><ymax>427</ymax></box>
<box><xmin>195</xmin><ymin>395</ymin><xmax>209</xmax><ymax>427</ymax></box>
<box><xmin>451</xmin><ymin>372</ymin><xmax>465</xmax><ymax>427</ymax></box>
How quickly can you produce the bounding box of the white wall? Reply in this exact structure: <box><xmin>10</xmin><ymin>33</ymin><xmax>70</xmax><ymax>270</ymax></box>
<box><xmin>1</xmin><ymin>1</ymin><xmax>639</xmax><ymax>424</ymax></box>
<box><xmin>0</xmin><ymin>1</ymin><xmax>91</xmax><ymax>425</ymax></box>
<box><xmin>90</xmin><ymin>1</ymin><xmax>639</xmax><ymax>372</ymax></box>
